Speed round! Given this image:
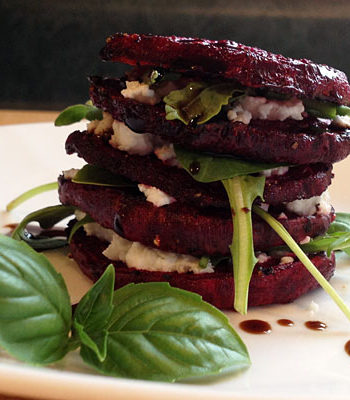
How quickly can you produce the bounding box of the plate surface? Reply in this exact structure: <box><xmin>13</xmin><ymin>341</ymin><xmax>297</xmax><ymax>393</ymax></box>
<box><xmin>1</xmin><ymin>122</ymin><xmax>350</xmax><ymax>400</ymax></box>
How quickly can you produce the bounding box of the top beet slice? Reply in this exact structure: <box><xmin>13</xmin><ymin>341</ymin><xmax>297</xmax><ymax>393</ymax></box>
<box><xmin>100</xmin><ymin>33</ymin><xmax>350</xmax><ymax>105</ymax></box>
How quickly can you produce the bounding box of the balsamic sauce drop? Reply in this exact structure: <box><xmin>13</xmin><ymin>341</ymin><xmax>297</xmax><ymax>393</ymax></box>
<box><xmin>345</xmin><ymin>340</ymin><xmax>350</xmax><ymax>356</ymax></box>
<box><xmin>304</xmin><ymin>320</ymin><xmax>327</xmax><ymax>331</ymax></box>
<box><xmin>189</xmin><ymin>161</ymin><xmax>201</xmax><ymax>175</ymax></box>
<box><xmin>114</xmin><ymin>213</ymin><xmax>124</xmax><ymax>237</ymax></box>
<box><xmin>277</xmin><ymin>319</ymin><xmax>294</xmax><ymax>327</ymax></box>
<box><xmin>239</xmin><ymin>319</ymin><xmax>272</xmax><ymax>334</ymax></box>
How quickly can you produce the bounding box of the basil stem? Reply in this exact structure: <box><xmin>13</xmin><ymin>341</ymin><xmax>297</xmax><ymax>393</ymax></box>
<box><xmin>6</xmin><ymin>182</ymin><xmax>58</xmax><ymax>211</ymax></box>
<box><xmin>253</xmin><ymin>205</ymin><xmax>350</xmax><ymax>322</ymax></box>
<box><xmin>222</xmin><ymin>176</ymin><xmax>265</xmax><ymax>314</ymax></box>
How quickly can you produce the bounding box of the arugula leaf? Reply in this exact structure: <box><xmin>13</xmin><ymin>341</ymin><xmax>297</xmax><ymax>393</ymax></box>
<box><xmin>6</xmin><ymin>182</ymin><xmax>58</xmax><ymax>212</ymax></box>
<box><xmin>73</xmin><ymin>265</ymin><xmax>115</xmax><ymax>362</ymax></box>
<box><xmin>164</xmin><ymin>82</ymin><xmax>244</xmax><ymax>125</ymax></box>
<box><xmin>55</xmin><ymin>104</ymin><xmax>102</xmax><ymax>126</ymax></box>
<box><xmin>0</xmin><ymin>235</ymin><xmax>71</xmax><ymax>364</ymax></box>
<box><xmin>253</xmin><ymin>206</ymin><xmax>350</xmax><ymax>322</ymax></box>
<box><xmin>328</xmin><ymin>212</ymin><xmax>350</xmax><ymax>234</ymax></box>
<box><xmin>68</xmin><ymin>214</ymin><xmax>94</xmax><ymax>243</ymax></box>
<box><xmin>80</xmin><ymin>281</ymin><xmax>250</xmax><ymax>381</ymax></box>
<box><xmin>303</xmin><ymin>99</ymin><xmax>350</xmax><ymax>120</ymax></box>
<box><xmin>175</xmin><ymin>146</ymin><xmax>286</xmax><ymax>182</ymax></box>
<box><xmin>72</xmin><ymin>164</ymin><xmax>135</xmax><ymax>188</ymax></box>
<box><xmin>12</xmin><ymin>205</ymin><xmax>75</xmax><ymax>250</ymax></box>
<box><xmin>222</xmin><ymin>176</ymin><xmax>265</xmax><ymax>314</ymax></box>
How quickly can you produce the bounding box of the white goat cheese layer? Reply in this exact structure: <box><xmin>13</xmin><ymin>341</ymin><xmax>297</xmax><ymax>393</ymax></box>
<box><xmin>227</xmin><ymin>96</ymin><xmax>305</xmax><ymax>124</ymax></box>
<box><xmin>82</xmin><ymin>221</ymin><xmax>214</xmax><ymax>274</ymax></box>
<box><xmin>121</xmin><ymin>81</ymin><xmax>160</xmax><ymax>105</ymax></box>
<box><xmin>138</xmin><ymin>184</ymin><xmax>176</xmax><ymax>207</ymax></box>
<box><xmin>285</xmin><ymin>190</ymin><xmax>331</xmax><ymax>216</ymax></box>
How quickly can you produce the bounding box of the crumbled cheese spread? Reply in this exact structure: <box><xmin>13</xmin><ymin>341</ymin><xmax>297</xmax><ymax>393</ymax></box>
<box><xmin>153</xmin><ymin>144</ymin><xmax>180</xmax><ymax>166</ymax></box>
<box><xmin>63</xmin><ymin>168</ymin><xmax>79</xmax><ymax>180</ymax></box>
<box><xmin>280</xmin><ymin>256</ymin><xmax>294</xmax><ymax>264</ymax></box>
<box><xmin>88</xmin><ymin>113</ymin><xmax>179</xmax><ymax>165</ymax></box>
<box><xmin>83</xmin><ymin>221</ymin><xmax>214</xmax><ymax>274</ymax></box>
<box><xmin>138</xmin><ymin>184</ymin><xmax>176</xmax><ymax>207</ymax></box>
<box><xmin>110</xmin><ymin>120</ymin><xmax>154</xmax><ymax>155</ymax></box>
<box><xmin>308</xmin><ymin>300</ymin><xmax>320</xmax><ymax>314</ymax></box>
<box><xmin>121</xmin><ymin>81</ymin><xmax>160</xmax><ymax>105</ymax></box>
<box><xmin>227</xmin><ymin>96</ymin><xmax>304</xmax><ymax>124</ymax></box>
<box><xmin>285</xmin><ymin>190</ymin><xmax>331</xmax><ymax>217</ymax></box>
<box><xmin>87</xmin><ymin>112</ymin><xmax>113</xmax><ymax>135</ymax></box>
<box><xmin>334</xmin><ymin>115</ymin><xmax>350</xmax><ymax>128</ymax></box>
<box><xmin>257</xmin><ymin>252</ymin><xmax>270</xmax><ymax>263</ymax></box>
<box><xmin>260</xmin><ymin>166</ymin><xmax>289</xmax><ymax>177</ymax></box>
<box><xmin>299</xmin><ymin>236</ymin><xmax>311</xmax><ymax>245</ymax></box>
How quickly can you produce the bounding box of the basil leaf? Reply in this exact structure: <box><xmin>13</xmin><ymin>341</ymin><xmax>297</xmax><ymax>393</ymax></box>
<box><xmin>0</xmin><ymin>235</ymin><xmax>71</xmax><ymax>364</ymax></box>
<box><xmin>164</xmin><ymin>82</ymin><xmax>244</xmax><ymax>125</ymax></box>
<box><xmin>80</xmin><ymin>282</ymin><xmax>250</xmax><ymax>381</ymax></box>
<box><xmin>175</xmin><ymin>146</ymin><xmax>285</xmax><ymax>182</ymax></box>
<box><xmin>12</xmin><ymin>205</ymin><xmax>75</xmax><ymax>250</ymax></box>
<box><xmin>72</xmin><ymin>164</ymin><xmax>135</xmax><ymax>188</ymax></box>
<box><xmin>6</xmin><ymin>182</ymin><xmax>58</xmax><ymax>212</ymax></box>
<box><xmin>55</xmin><ymin>104</ymin><xmax>102</xmax><ymax>126</ymax></box>
<box><xmin>222</xmin><ymin>176</ymin><xmax>265</xmax><ymax>314</ymax></box>
<box><xmin>253</xmin><ymin>206</ymin><xmax>350</xmax><ymax>322</ymax></box>
<box><xmin>73</xmin><ymin>265</ymin><xmax>115</xmax><ymax>362</ymax></box>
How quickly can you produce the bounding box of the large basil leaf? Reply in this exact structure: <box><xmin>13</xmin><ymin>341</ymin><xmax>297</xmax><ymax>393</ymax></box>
<box><xmin>80</xmin><ymin>282</ymin><xmax>250</xmax><ymax>381</ymax></box>
<box><xmin>164</xmin><ymin>82</ymin><xmax>244</xmax><ymax>125</ymax></box>
<box><xmin>175</xmin><ymin>146</ymin><xmax>285</xmax><ymax>182</ymax></box>
<box><xmin>55</xmin><ymin>103</ymin><xmax>102</xmax><ymax>126</ymax></box>
<box><xmin>72</xmin><ymin>164</ymin><xmax>135</xmax><ymax>188</ymax></box>
<box><xmin>0</xmin><ymin>235</ymin><xmax>71</xmax><ymax>364</ymax></box>
<box><xmin>12</xmin><ymin>205</ymin><xmax>75</xmax><ymax>250</ymax></box>
<box><xmin>73</xmin><ymin>265</ymin><xmax>115</xmax><ymax>361</ymax></box>
<box><xmin>222</xmin><ymin>176</ymin><xmax>265</xmax><ymax>314</ymax></box>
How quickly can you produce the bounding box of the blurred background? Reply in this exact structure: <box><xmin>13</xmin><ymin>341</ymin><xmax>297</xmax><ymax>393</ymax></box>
<box><xmin>1</xmin><ymin>0</ymin><xmax>350</xmax><ymax>111</ymax></box>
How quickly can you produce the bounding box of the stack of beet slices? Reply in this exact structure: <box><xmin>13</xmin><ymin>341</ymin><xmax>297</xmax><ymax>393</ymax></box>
<box><xmin>58</xmin><ymin>33</ymin><xmax>350</xmax><ymax>309</ymax></box>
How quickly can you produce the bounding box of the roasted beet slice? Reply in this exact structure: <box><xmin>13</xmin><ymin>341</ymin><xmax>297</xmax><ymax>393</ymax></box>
<box><xmin>100</xmin><ymin>33</ymin><xmax>350</xmax><ymax>105</ymax></box>
<box><xmin>66</xmin><ymin>130</ymin><xmax>333</xmax><ymax>208</ymax></box>
<box><xmin>70</xmin><ymin>229</ymin><xmax>335</xmax><ymax>309</ymax></box>
<box><xmin>59</xmin><ymin>178</ymin><xmax>334</xmax><ymax>256</ymax></box>
<box><xmin>89</xmin><ymin>77</ymin><xmax>350</xmax><ymax>164</ymax></box>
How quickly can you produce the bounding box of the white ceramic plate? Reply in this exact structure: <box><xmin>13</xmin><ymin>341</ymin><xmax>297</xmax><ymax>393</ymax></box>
<box><xmin>1</xmin><ymin>122</ymin><xmax>350</xmax><ymax>400</ymax></box>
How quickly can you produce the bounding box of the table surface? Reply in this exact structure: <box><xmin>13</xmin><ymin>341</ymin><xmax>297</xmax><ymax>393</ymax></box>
<box><xmin>0</xmin><ymin>109</ymin><xmax>59</xmax><ymax>400</ymax></box>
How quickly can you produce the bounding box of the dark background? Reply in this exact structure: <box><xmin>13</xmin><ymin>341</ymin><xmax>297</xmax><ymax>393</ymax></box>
<box><xmin>2</xmin><ymin>0</ymin><xmax>350</xmax><ymax>110</ymax></box>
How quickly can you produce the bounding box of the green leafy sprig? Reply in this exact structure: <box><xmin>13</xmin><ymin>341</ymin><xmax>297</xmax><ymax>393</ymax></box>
<box><xmin>11</xmin><ymin>205</ymin><xmax>76</xmax><ymax>250</ymax></box>
<box><xmin>55</xmin><ymin>103</ymin><xmax>102</xmax><ymax>126</ymax></box>
<box><xmin>164</xmin><ymin>82</ymin><xmax>244</xmax><ymax>125</ymax></box>
<box><xmin>0</xmin><ymin>237</ymin><xmax>250</xmax><ymax>381</ymax></box>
